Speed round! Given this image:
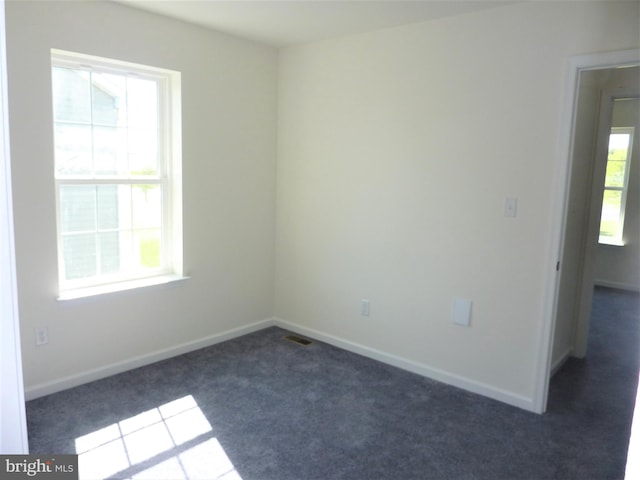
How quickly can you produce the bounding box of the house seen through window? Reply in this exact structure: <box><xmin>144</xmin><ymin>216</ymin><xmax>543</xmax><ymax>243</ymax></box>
<box><xmin>52</xmin><ymin>50</ymin><xmax>182</xmax><ymax>297</ymax></box>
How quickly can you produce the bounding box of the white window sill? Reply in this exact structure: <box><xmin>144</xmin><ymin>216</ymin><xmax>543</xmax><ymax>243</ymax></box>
<box><xmin>598</xmin><ymin>239</ymin><xmax>625</xmax><ymax>247</ymax></box>
<box><xmin>58</xmin><ymin>275</ymin><xmax>189</xmax><ymax>302</ymax></box>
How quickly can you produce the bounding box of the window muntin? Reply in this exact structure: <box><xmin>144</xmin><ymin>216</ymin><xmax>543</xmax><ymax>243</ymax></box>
<box><xmin>598</xmin><ymin>126</ymin><xmax>634</xmax><ymax>246</ymax></box>
<box><xmin>52</xmin><ymin>50</ymin><xmax>181</xmax><ymax>295</ymax></box>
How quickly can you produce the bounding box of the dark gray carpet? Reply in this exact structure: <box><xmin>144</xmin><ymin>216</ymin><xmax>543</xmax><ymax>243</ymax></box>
<box><xmin>26</xmin><ymin>286</ymin><xmax>639</xmax><ymax>480</ymax></box>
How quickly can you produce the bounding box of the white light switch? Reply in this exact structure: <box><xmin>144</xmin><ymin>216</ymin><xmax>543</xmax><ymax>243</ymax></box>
<box><xmin>452</xmin><ymin>298</ymin><xmax>472</xmax><ymax>326</ymax></box>
<box><xmin>504</xmin><ymin>197</ymin><xmax>518</xmax><ymax>218</ymax></box>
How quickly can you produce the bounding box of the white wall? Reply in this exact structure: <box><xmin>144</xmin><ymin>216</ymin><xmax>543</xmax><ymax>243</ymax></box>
<box><xmin>6</xmin><ymin>0</ymin><xmax>277</xmax><ymax>397</ymax></box>
<box><xmin>6</xmin><ymin>0</ymin><xmax>640</xmax><ymax>411</ymax></box>
<box><xmin>275</xmin><ymin>1</ymin><xmax>640</xmax><ymax>408</ymax></box>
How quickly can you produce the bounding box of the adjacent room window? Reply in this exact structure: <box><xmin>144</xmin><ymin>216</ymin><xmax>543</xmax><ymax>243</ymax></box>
<box><xmin>52</xmin><ymin>50</ymin><xmax>182</xmax><ymax>298</ymax></box>
<box><xmin>598</xmin><ymin>126</ymin><xmax>634</xmax><ymax>246</ymax></box>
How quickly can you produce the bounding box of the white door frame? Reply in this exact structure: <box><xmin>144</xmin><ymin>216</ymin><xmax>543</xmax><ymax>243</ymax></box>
<box><xmin>533</xmin><ymin>48</ymin><xmax>640</xmax><ymax>414</ymax></box>
<box><xmin>0</xmin><ymin>0</ymin><xmax>28</xmax><ymax>453</ymax></box>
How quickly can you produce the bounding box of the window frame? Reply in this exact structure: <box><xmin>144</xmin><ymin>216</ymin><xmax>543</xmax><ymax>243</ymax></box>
<box><xmin>51</xmin><ymin>49</ymin><xmax>183</xmax><ymax>299</ymax></box>
<box><xmin>598</xmin><ymin>126</ymin><xmax>634</xmax><ymax>246</ymax></box>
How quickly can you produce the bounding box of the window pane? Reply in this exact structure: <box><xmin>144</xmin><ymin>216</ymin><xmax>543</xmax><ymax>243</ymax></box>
<box><xmin>52</xmin><ymin>67</ymin><xmax>91</xmax><ymax>123</ymax></box>
<box><xmin>599</xmin><ymin>189</ymin><xmax>622</xmax><ymax>238</ymax></box>
<box><xmin>55</xmin><ymin>124</ymin><xmax>92</xmax><ymax>175</ymax></box>
<box><xmin>99</xmin><ymin>231</ymin><xmax>120</xmax><ymax>274</ymax></box>
<box><xmin>118</xmin><ymin>185</ymin><xmax>133</xmax><ymax>230</ymax></box>
<box><xmin>605</xmin><ymin>133</ymin><xmax>631</xmax><ymax>188</ymax></box>
<box><xmin>60</xmin><ymin>185</ymin><xmax>96</xmax><ymax>233</ymax></box>
<box><xmin>62</xmin><ymin>234</ymin><xmax>97</xmax><ymax>280</ymax></box>
<box><xmin>127</xmin><ymin>77</ymin><xmax>158</xmax><ymax>128</ymax></box>
<box><xmin>97</xmin><ymin>185</ymin><xmax>119</xmax><ymax>230</ymax></box>
<box><xmin>604</xmin><ymin>159</ymin><xmax>626</xmax><ymax>188</ymax></box>
<box><xmin>132</xmin><ymin>184</ymin><xmax>161</xmax><ymax>229</ymax></box>
<box><xmin>128</xmin><ymin>128</ymin><xmax>159</xmax><ymax>176</ymax></box>
<box><xmin>135</xmin><ymin>229</ymin><xmax>161</xmax><ymax>269</ymax></box>
<box><xmin>93</xmin><ymin>126</ymin><xmax>127</xmax><ymax>175</ymax></box>
<box><xmin>91</xmin><ymin>72</ymin><xmax>126</xmax><ymax>126</ymax></box>
<box><xmin>608</xmin><ymin>133</ymin><xmax>631</xmax><ymax>160</ymax></box>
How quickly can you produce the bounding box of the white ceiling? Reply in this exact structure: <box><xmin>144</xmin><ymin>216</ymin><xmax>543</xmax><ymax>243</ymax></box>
<box><xmin>115</xmin><ymin>0</ymin><xmax>516</xmax><ymax>47</ymax></box>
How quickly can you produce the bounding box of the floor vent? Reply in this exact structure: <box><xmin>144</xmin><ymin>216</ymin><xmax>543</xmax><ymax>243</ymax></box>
<box><xmin>284</xmin><ymin>335</ymin><xmax>313</xmax><ymax>346</ymax></box>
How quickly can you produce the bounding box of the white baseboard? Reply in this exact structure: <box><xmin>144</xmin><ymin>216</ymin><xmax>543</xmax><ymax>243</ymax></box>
<box><xmin>272</xmin><ymin>317</ymin><xmax>536</xmax><ymax>413</ymax></box>
<box><xmin>594</xmin><ymin>279</ymin><xmax>640</xmax><ymax>292</ymax></box>
<box><xmin>27</xmin><ymin>316</ymin><xmax>537</xmax><ymax>413</ymax></box>
<box><xmin>24</xmin><ymin>318</ymin><xmax>275</xmax><ymax>401</ymax></box>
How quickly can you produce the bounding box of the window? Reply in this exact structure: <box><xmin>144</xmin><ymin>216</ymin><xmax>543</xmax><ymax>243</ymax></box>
<box><xmin>52</xmin><ymin>50</ymin><xmax>182</xmax><ymax>298</ymax></box>
<box><xmin>598</xmin><ymin>126</ymin><xmax>634</xmax><ymax>246</ymax></box>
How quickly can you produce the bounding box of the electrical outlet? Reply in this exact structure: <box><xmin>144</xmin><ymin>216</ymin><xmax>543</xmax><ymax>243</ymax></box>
<box><xmin>504</xmin><ymin>197</ymin><xmax>518</xmax><ymax>218</ymax></box>
<box><xmin>35</xmin><ymin>326</ymin><xmax>49</xmax><ymax>346</ymax></box>
<box><xmin>361</xmin><ymin>299</ymin><xmax>370</xmax><ymax>317</ymax></box>
<box><xmin>452</xmin><ymin>298</ymin><xmax>472</xmax><ymax>327</ymax></box>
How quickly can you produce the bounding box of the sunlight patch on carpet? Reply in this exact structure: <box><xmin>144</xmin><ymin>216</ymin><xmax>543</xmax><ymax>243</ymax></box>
<box><xmin>74</xmin><ymin>395</ymin><xmax>241</xmax><ymax>480</ymax></box>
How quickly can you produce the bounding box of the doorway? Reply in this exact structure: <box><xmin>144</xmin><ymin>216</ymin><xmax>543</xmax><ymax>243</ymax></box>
<box><xmin>552</xmin><ymin>67</ymin><xmax>639</xmax><ymax>374</ymax></box>
<box><xmin>542</xmin><ymin>54</ymin><xmax>640</xmax><ymax>475</ymax></box>
<box><xmin>532</xmin><ymin>50</ymin><xmax>640</xmax><ymax>416</ymax></box>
